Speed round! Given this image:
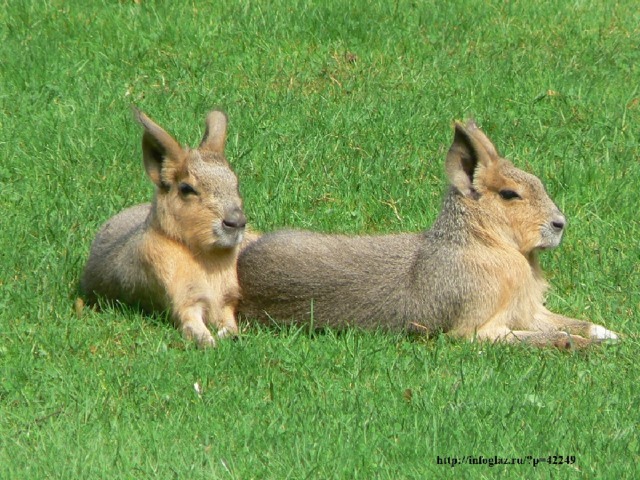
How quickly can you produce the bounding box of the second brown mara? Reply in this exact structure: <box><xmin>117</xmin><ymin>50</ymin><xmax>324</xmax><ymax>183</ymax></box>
<box><xmin>237</xmin><ymin>120</ymin><xmax>619</xmax><ymax>349</ymax></box>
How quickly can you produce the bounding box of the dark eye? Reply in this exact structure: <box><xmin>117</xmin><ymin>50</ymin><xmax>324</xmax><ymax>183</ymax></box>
<box><xmin>499</xmin><ymin>189</ymin><xmax>521</xmax><ymax>200</ymax></box>
<box><xmin>178</xmin><ymin>183</ymin><xmax>197</xmax><ymax>196</ymax></box>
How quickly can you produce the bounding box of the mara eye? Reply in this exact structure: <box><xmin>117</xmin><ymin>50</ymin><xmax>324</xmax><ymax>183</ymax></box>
<box><xmin>178</xmin><ymin>183</ymin><xmax>197</xmax><ymax>196</ymax></box>
<box><xmin>499</xmin><ymin>189</ymin><xmax>521</xmax><ymax>200</ymax></box>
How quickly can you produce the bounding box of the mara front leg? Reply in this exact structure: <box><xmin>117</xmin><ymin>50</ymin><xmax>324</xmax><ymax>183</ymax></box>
<box><xmin>467</xmin><ymin>309</ymin><xmax>593</xmax><ymax>349</ymax></box>
<box><xmin>474</xmin><ymin>323</ymin><xmax>593</xmax><ymax>349</ymax></box>
<box><xmin>172</xmin><ymin>294</ymin><xmax>239</xmax><ymax>347</ymax></box>
<box><xmin>166</xmin><ymin>276</ymin><xmax>218</xmax><ymax>347</ymax></box>
<box><xmin>173</xmin><ymin>302</ymin><xmax>216</xmax><ymax>347</ymax></box>
<box><xmin>206</xmin><ymin>300</ymin><xmax>239</xmax><ymax>340</ymax></box>
<box><xmin>536</xmin><ymin>308</ymin><xmax>619</xmax><ymax>343</ymax></box>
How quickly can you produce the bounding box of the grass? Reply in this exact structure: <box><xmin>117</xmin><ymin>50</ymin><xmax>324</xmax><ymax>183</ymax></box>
<box><xmin>1</xmin><ymin>0</ymin><xmax>639</xmax><ymax>477</ymax></box>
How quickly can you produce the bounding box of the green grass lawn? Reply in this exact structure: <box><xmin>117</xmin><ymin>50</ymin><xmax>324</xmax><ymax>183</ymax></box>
<box><xmin>1</xmin><ymin>0</ymin><xmax>639</xmax><ymax>478</ymax></box>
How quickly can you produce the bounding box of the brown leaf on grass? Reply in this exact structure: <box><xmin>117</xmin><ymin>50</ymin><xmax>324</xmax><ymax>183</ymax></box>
<box><xmin>403</xmin><ymin>388</ymin><xmax>413</xmax><ymax>403</ymax></box>
<box><xmin>74</xmin><ymin>297</ymin><xmax>84</xmax><ymax>318</ymax></box>
<box><xmin>533</xmin><ymin>90</ymin><xmax>563</xmax><ymax>102</ymax></box>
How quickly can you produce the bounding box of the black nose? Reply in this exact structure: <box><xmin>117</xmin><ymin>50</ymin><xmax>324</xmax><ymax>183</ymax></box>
<box><xmin>222</xmin><ymin>209</ymin><xmax>247</xmax><ymax>229</ymax></box>
<box><xmin>551</xmin><ymin>219</ymin><xmax>565</xmax><ymax>231</ymax></box>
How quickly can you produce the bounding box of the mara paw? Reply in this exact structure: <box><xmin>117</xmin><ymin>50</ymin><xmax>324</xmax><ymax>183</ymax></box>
<box><xmin>589</xmin><ymin>325</ymin><xmax>619</xmax><ymax>342</ymax></box>
<box><xmin>217</xmin><ymin>325</ymin><xmax>238</xmax><ymax>339</ymax></box>
<box><xmin>182</xmin><ymin>323</ymin><xmax>216</xmax><ymax>348</ymax></box>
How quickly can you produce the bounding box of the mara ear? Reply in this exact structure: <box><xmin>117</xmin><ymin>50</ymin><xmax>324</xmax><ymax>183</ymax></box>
<box><xmin>199</xmin><ymin>110</ymin><xmax>227</xmax><ymax>153</ymax></box>
<box><xmin>445</xmin><ymin>120</ymin><xmax>499</xmax><ymax>198</ymax></box>
<box><xmin>132</xmin><ymin>107</ymin><xmax>185</xmax><ymax>188</ymax></box>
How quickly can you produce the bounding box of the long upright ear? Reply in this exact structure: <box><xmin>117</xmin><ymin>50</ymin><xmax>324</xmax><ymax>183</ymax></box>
<box><xmin>199</xmin><ymin>110</ymin><xmax>227</xmax><ymax>153</ymax></box>
<box><xmin>445</xmin><ymin>120</ymin><xmax>499</xmax><ymax>198</ymax></box>
<box><xmin>133</xmin><ymin>107</ymin><xmax>184</xmax><ymax>187</ymax></box>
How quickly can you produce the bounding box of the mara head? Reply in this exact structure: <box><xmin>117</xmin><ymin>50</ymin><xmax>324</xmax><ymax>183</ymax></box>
<box><xmin>134</xmin><ymin>108</ymin><xmax>246</xmax><ymax>253</ymax></box>
<box><xmin>445</xmin><ymin>120</ymin><xmax>566</xmax><ymax>254</ymax></box>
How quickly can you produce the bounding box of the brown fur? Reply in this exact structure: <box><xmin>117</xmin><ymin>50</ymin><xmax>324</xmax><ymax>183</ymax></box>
<box><xmin>81</xmin><ymin>109</ymin><xmax>257</xmax><ymax>346</ymax></box>
<box><xmin>238</xmin><ymin>120</ymin><xmax>618</xmax><ymax>348</ymax></box>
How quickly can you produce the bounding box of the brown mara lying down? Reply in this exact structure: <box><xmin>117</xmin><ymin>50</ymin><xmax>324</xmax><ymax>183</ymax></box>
<box><xmin>81</xmin><ymin>109</ymin><xmax>257</xmax><ymax>347</ymax></box>
<box><xmin>237</xmin><ymin>120</ymin><xmax>619</xmax><ymax>349</ymax></box>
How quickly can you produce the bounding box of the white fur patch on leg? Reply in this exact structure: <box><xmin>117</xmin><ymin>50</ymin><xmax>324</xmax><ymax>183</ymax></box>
<box><xmin>217</xmin><ymin>326</ymin><xmax>231</xmax><ymax>339</ymax></box>
<box><xmin>590</xmin><ymin>325</ymin><xmax>619</xmax><ymax>341</ymax></box>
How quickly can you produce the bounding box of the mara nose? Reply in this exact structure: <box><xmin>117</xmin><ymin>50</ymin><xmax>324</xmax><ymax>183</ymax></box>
<box><xmin>222</xmin><ymin>208</ymin><xmax>247</xmax><ymax>230</ymax></box>
<box><xmin>551</xmin><ymin>215</ymin><xmax>566</xmax><ymax>232</ymax></box>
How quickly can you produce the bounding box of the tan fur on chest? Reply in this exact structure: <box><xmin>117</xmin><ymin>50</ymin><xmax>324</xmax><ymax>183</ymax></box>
<box><xmin>141</xmin><ymin>229</ymin><xmax>241</xmax><ymax>311</ymax></box>
<box><xmin>449</xmin><ymin>243</ymin><xmax>547</xmax><ymax>337</ymax></box>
